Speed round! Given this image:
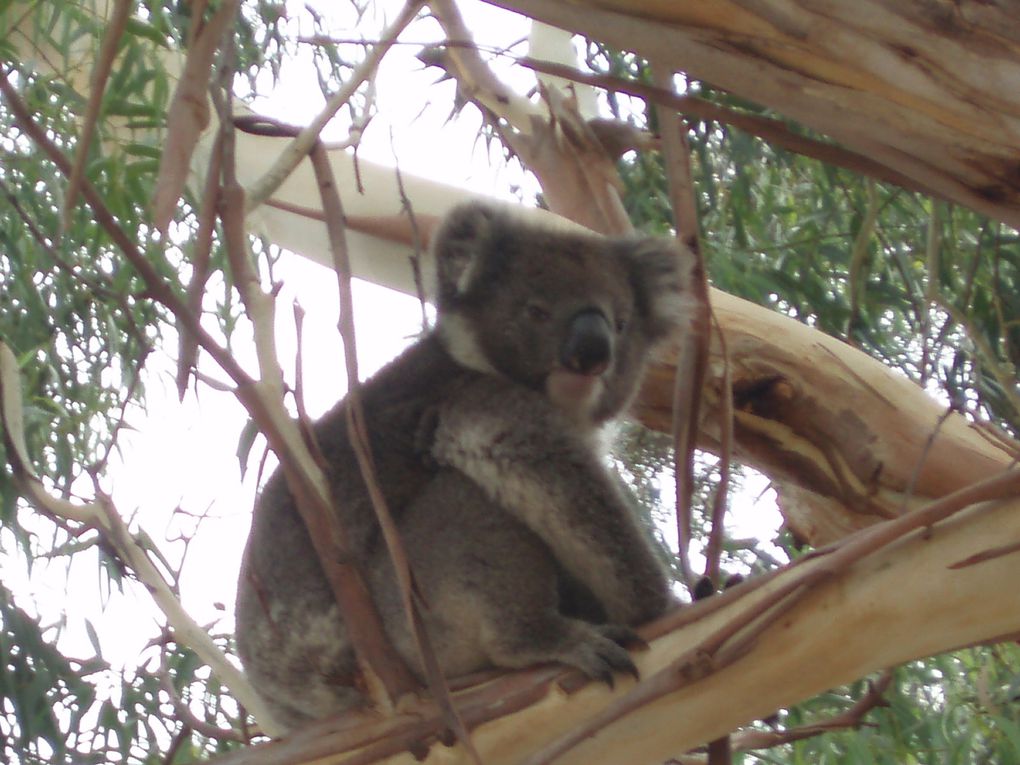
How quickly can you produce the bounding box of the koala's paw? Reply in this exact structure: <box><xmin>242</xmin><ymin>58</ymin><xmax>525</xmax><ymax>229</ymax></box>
<box><xmin>558</xmin><ymin>623</ymin><xmax>640</xmax><ymax>688</ymax></box>
<box><xmin>595</xmin><ymin>623</ymin><xmax>649</xmax><ymax>652</ymax></box>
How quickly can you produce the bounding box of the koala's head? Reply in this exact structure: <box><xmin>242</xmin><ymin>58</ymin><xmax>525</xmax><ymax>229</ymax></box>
<box><xmin>430</xmin><ymin>202</ymin><xmax>695</xmax><ymax>424</ymax></box>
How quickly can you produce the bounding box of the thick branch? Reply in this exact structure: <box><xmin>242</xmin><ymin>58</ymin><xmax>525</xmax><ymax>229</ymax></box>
<box><xmin>206</xmin><ymin>470</ymin><xmax>1020</xmax><ymax>764</ymax></box>
<box><xmin>486</xmin><ymin>0</ymin><xmax>1020</xmax><ymax>229</ymax></box>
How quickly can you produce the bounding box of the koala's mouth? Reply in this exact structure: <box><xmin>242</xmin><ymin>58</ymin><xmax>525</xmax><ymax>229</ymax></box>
<box><xmin>546</xmin><ymin>368</ymin><xmax>605</xmax><ymax>415</ymax></box>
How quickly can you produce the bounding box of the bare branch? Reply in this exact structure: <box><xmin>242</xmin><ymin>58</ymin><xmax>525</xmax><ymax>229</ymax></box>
<box><xmin>305</xmin><ymin>137</ymin><xmax>430</xmax><ymax>705</ymax></box>
<box><xmin>0</xmin><ymin>342</ymin><xmax>277</xmax><ymax>732</ymax></box>
<box><xmin>428</xmin><ymin>0</ymin><xmax>631</xmax><ymax>233</ymax></box>
<box><xmin>159</xmin><ymin>646</ymin><xmax>246</xmax><ymax>742</ymax></box>
<box><xmin>244</xmin><ymin>0</ymin><xmax>424</xmax><ymax>211</ymax></box>
<box><xmin>176</xmin><ymin>130</ymin><xmax>223</xmax><ymax>399</ymax></box>
<box><xmin>428</xmin><ymin>0</ymin><xmax>538</xmax><ymax>130</ymax></box>
<box><xmin>650</xmin><ymin>66</ymin><xmax>708</xmax><ymax>594</ymax></box>
<box><xmin>62</xmin><ymin>0</ymin><xmax>132</xmax><ymax>233</ymax></box>
<box><xmin>152</xmin><ymin>0</ymin><xmax>239</xmax><ymax>236</ymax></box>
<box><xmin>672</xmin><ymin>671</ymin><xmax>893</xmax><ymax>763</ymax></box>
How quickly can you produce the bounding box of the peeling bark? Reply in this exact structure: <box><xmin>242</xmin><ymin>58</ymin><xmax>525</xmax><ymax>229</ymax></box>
<box><xmin>636</xmin><ymin>288</ymin><xmax>1013</xmax><ymax>542</ymax></box>
<box><xmin>486</xmin><ymin>0</ymin><xmax>1020</xmax><ymax>229</ymax></box>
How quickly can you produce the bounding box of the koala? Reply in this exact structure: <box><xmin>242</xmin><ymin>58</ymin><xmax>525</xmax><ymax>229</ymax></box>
<box><xmin>235</xmin><ymin>202</ymin><xmax>694</xmax><ymax>730</ymax></box>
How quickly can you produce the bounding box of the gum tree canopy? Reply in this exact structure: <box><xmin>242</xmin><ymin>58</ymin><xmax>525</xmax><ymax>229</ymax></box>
<box><xmin>2</xmin><ymin>1</ymin><xmax>1020</xmax><ymax>764</ymax></box>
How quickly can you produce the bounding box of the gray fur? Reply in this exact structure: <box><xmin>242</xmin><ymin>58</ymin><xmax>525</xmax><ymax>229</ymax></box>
<box><xmin>235</xmin><ymin>203</ymin><xmax>694</xmax><ymax>729</ymax></box>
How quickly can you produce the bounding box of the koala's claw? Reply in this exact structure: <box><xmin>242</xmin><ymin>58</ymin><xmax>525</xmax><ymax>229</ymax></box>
<box><xmin>596</xmin><ymin>623</ymin><xmax>648</xmax><ymax>651</ymax></box>
<box><xmin>560</xmin><ymin>625</ymin><xmax>640</xmax><ymax>687</ymax></box>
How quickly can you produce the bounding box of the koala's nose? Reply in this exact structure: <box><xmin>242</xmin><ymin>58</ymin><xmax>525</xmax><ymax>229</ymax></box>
<box><xmin>561</xmin><ymin>309</ymin><xmax>612</xmax><ymax>375</ymax></box>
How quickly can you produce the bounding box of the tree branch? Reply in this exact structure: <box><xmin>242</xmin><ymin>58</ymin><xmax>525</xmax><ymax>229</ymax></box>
<box><xmin>203</xmin><ymin>465</ymin><xmax>1020</xmax><ymax>765</ymax></box>
<box><xmin>62</xmin><ymin>0</ymin><xmax>132</xmax><ymax>232</ymax></box>
<box><xmin>308</xmin><ymin>137</ymin><xmax>477</xmax><ymax>755</ymax></box>
<box><xmin>244</xmin><ymin>0</ymin><xmax>424</xmax><ymax>211</ymax></box>
<box><xmin>0</xmin><ymin>342</ymin><xmax>278</xmax><ymax>734</ymax></box>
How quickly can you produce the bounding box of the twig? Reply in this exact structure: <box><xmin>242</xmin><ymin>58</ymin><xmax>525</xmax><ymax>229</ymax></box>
<box><xmin>704</xmin><ymin>312</ymin><xmax>733</xmax><ymax>589</ymax></box>
<box><xmin>651</xmin><ymin>65</ymin><xmax>708</xmax><ymax>595</ymax></box>
<box><xmin>735</xmin><ymin>670</ymin><xmax>892</xmax><ymax>752</ymax></box>
<box><xmin>176</xmin><ymin>129</ymin><xmax>223</xmax><ymax>400</ymax></box>
<box><xmin>307</xmin><ymin>138</ymin><xmax>480</xmax><ymax>761</ymax></box>
<box><xmin>62</xmin><ymin>0</ymin><xmax>132</xmax><ymax>233</ymax></box>
<box><xmin>671</xmin><ymin>671</ymin><xmax>893</xmax><ymax>763</ymax></box>
<box><xmin>244</xmin><ymin>0</ymin><xmax>424</xmax><ymax>211</ymax></box>
<box><xmin>159</xmin><ymin>646</ymin><xmax>245</xmax><ymax>742</ymax></box>
<box><xmin>899</xmin><ymin>406</ymin><xmax>954</xmax><ymax>513</ymax></box>
<box><xmin>389</xmin><ymin>128</ymin><xmax>430</xmax><ymax>329</ymax></box>
<box><xmin>936</xmin><ymin>298</ymin><xmax>1020</xmax><ymax>417</ymax></box>
<box><xmin>919</xmin><ymin>200</ymin><xmax>943</xmax><ymax>383</ymax></box>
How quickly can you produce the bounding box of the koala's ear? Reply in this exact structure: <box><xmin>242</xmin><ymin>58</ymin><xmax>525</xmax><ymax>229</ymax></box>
<box><xmin>429</xmin><ymin>202</ymin><xmax>499</xmax><ymax>303</ymax></box>
<box><xmin>623</xmin><ymin>236</ymin><xmax>699</xmax><ymax>341</ymax></box>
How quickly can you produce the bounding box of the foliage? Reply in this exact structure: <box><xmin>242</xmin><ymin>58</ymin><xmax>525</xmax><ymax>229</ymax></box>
<box><xmin>0</xmin><ymin>2</ymin><xmax>277</xmax><ymax>761</ymax></box>
<box><xmin>2</xmin><ymin>2</ymin><xmax>1020</xmax><ymax>763</ymax></box>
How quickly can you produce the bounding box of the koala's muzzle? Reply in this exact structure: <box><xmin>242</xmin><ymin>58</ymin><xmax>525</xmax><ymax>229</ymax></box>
<box><xmin>561</xmin><ymin>309</ymin><xmax>612</xmax><ymax>375</ymax></box>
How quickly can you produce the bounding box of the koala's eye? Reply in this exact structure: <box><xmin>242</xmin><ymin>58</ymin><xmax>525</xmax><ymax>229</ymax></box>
<box><xmin>615</xmin><ymin>316</ymin><xmax>629</xmax><ymax>333</ymax></box>
<box><xmin>526</xmin><ymin>303</ymin><xmax>552</xmax><ymax>323</ymax></box>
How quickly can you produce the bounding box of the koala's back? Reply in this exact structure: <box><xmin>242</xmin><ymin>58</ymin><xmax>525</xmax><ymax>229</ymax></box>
<box><xmin>235</xmin><ymin>333</ymin><xmax>463</xmax><ymax>727</ymax></box>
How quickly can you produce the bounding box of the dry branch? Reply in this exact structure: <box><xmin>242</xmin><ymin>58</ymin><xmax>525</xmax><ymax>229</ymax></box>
<box><xmin>206</xmin><ymin>467</ymin><xmax>1020</xmax><ymax>764</ymax></box>
<box><xmin>428</xmin><ymin>0</ymin><xmax>632</xmax><ymax>235</ymax></box>
<box><xmin>244</xmin><ymin>0</ymin><xmax>424</xmax><ymax>212</ymax></box>
<box><xmin>0</xmin><ymin>341</ymin><xmax>278</xmax><ymax>732</ymax></box>
<box><xmin>307</xmin><ymin>138</ymin><xmax>477</xmax><ymax>756</ymax></box>
<box><xmin>62</xmin><ymin>0</ymin><xmax>132</xmax><ymax>232</ymax></box>
<box><xmin>651</xmin><ymin>65</ymin><xmax>706</xmax><ymax>594</ymax></box>
<box><xmin>504</xmin><ymin>53</ymin><xmax>940</xmax><ymax>197</ymax></box>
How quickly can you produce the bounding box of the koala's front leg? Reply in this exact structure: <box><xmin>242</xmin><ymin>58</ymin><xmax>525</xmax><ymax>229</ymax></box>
<box><xmin>431</xmin><ymin>379</ymin><xmax>673</xmax><ymax>626</ymax></box>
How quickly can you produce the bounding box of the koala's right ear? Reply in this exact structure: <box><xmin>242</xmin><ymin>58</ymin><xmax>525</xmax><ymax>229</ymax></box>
<box><xmin>429</xmin><ymin>202</ymin><xmax>499</xmax><ymax>304</ymax></box>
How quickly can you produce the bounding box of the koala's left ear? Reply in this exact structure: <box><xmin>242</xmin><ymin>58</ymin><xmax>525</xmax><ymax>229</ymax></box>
<box><xmin>622</xmin><ymin>237</ymin><xmax>699</xmax><ymax>341</ymax></box>
<box><xmin>428</xmin><ymin>202</ymin><xmax>499</xmax><ymax>304</ymax></box>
